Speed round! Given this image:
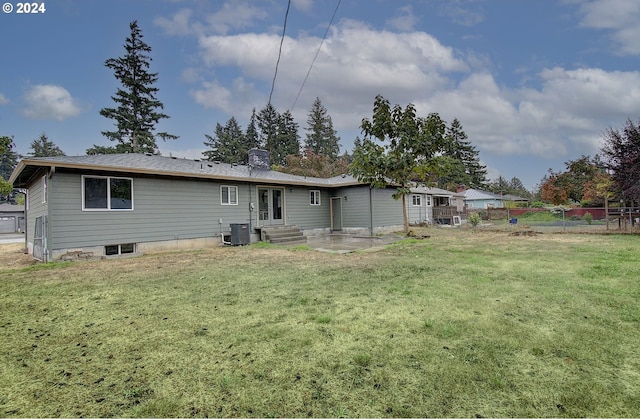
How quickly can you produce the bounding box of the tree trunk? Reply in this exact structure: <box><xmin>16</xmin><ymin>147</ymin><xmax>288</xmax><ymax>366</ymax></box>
<box><xmin>402</xmin><ymin>193</ymin><xmax>409</xmax><ymax>235</ymax></box>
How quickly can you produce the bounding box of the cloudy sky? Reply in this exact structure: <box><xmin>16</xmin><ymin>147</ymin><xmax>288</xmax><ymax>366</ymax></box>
<box><xmin>2</xmin><ymin>0</ymin><xmax>640</xmax><ymax>190</ymax></box>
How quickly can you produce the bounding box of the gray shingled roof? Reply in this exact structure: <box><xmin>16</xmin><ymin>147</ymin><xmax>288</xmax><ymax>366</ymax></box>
<box><xmin>462</xmin><ymin>188</ymin><xmax>504</xmax><ymax>200</ymax></box>
<box><xmin>410</xmin><ymin>185</ymin><xmax>464</xmax><ymax>197</ymax></box>
<box><xmin>462</xmin><ymin>188</ymin><xmax>528</xmax><ymax>201</ymax></box>
<box><xmin>0</xmin><ymin>204</ymin><xmax>25</xmax><ymax>212</ymax></box>
<box><xmin>10</xmin><ymin>153</ymin><xmax>361</xmax><ymax>188</ymax></box>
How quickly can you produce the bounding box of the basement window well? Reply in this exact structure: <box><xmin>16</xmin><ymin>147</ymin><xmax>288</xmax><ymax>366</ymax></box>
<box><xmin>105</xmin><ymin>243</ymin><xmax>135</xmax><ymax>256</ymax></box>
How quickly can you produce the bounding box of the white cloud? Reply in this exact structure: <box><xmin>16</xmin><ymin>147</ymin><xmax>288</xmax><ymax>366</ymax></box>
<box><xmin>154</xmin><ymin>8</ymin><xmax>197</xmax><ymax>36</ymax></box>
<box><xmin>21</xmin><ymin>84</ymin><xmax>82</xmax><ymax>121</ymax></box>
<box><xmin>205</xmin><ymin>2</ymin><xmax>268</xmax><ymax>35</ymax></box>
<box><xmin>291</xmin><ymin>0</ymin><xmax>313</xmax><ymax>13</ymax></box>
<box><xmin>438</xmin><ymin>1</ymin><xmax>485</xmax><ymax>27</ymax></box>
<box><xmin>578</xmin><ymin>0</ymin><xmax>640</xmax><ymax>55</ymax></box>
<box><xmin>386</xmin><ymin>5</ymin><xmax>419</xmax><ymax>32</ymax></box>
<box><xmin>185</xmin><ymin>16</ymin><xmax>640</xmax><ymax>170</ymax></box>
<box><xmin>195</xmin><ymin>19</ymin><xmax>467</xmax><ymax>116</ymax></box>
<box><xmin>419</xmin><ymin>67</ymin><xmax>640</xmax><ymax>159</ymax></box>
<box><xmin>190</xmin><ymin>78</ymin><xmax>255</xmax><ymax>114</ymax></box>
<box><xmin>0</xmin><ymin>93</ymin><xmax>8</xmax><ymax>105</ymax></box>
<box><xmin>156</xmin><ymin>2</ymin><xmax>268</xmax><ymax>37</ymax></box>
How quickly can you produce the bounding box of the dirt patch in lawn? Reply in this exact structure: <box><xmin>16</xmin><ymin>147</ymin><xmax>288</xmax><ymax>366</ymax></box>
<box><xmin>0</xmin><ymin>243</ymin><xmax>37</xmax><ymax>270</ymax></box>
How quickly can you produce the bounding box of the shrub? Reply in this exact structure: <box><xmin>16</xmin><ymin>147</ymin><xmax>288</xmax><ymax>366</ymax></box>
<box><xmin>468</xmin><ymin>212</ymin><xmax>482</xmax><ymax>227</ymax></box>
<box><xmin>584</xmin><ymin>212</ymin><xmax>593</xmax><ymax>225</ymax></box>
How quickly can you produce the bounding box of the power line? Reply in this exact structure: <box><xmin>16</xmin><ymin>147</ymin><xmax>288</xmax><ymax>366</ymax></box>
<box><xmin>268</xmin><ymin>0</ymin><xmax>291</xmax><ymax>107</ymax></box>
<box><xmin>290</xmin><ymin>0</ymin><xmax>342</xmax><ymax>111</ymax></box>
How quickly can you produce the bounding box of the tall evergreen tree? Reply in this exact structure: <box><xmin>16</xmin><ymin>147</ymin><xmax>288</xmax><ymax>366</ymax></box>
<box><xmin>439</xmin><ymin>118</ymin><xmax>487</xmax><ymax>189</ymax></box>
<box><xmin>89</xmin><ymin>20</ymin><xmax>178</xmax><ymax>155</ymax></box>
<box><xmin>28</xmin><ymin>133</ymin><xmax>65</xmax><ymax>157</ymax></box>
<box><xmin>304</xmin><ymin>97</ymin><xmax>340</xmax><ymax>160</ymax></box>
<box><xmin>276</xmin><ymin>110</ymin><xmax>300</xmax><ymax>165</ymax></box>
<box><xmin>257</xmin><ymin>104</ymin><xmax>279</xmax><ymax>164</ymax></box>
<box><xmin>202</xmin><ymin>117</ymin><xmax>246</xmax><ymax>164</ymax></box>
<box><xmin>245</xmin><ymin>108</ymin><xmax>261</xmax><ymax>151</ymax></box>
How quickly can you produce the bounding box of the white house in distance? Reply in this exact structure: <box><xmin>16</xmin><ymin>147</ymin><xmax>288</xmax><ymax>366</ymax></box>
<box><xmin>459</xmin><ymin>187</ymin><xmax>529</xmax><ymax>209</ymax></box>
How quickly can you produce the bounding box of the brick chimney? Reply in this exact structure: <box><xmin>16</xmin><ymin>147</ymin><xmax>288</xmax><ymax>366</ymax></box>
<box><xmin>248</xmin><ymin>149</ymin><xmax>270</xmax><ymax>170</ymax></box>
<box><xmin>456</xmin><ymin>184</ymin><xmax>466</xmax><ymax>193</ymax></box>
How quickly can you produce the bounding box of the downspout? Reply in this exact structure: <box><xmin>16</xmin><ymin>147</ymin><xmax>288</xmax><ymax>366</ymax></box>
<box><xmin>369</xmin><ymin>187</ymin><xmax>374</xmax><ymax>236</ymax></box>
<box><xmin>248</xmin><ymin>183</ymin><xmax>253</xmax><ymax>235</ymax></box>
<box><xmin>22</xmin><ymin>189</ymin><xmax>28</xmax><ymax>254</ymax></box>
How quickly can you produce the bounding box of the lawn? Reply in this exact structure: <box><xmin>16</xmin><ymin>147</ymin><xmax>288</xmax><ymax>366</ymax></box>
<box><xmin>1</xmin><ymin>229</ymin><xmax>639</xmax><ymax>417</ymax></box>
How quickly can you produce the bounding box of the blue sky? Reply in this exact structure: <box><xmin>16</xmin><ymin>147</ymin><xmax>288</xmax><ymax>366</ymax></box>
<box><xmin>2</xmin><ymin>0</ymin><xmax>640</xmax><ymax>190</ymax></box>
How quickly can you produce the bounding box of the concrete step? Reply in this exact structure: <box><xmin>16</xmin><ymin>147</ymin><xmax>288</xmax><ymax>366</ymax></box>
<box><xmin>266</xmin><ymin>230</ymin><xmax>303</xmax><ymax>239</ymax></box>
<box><xmin>261</xmin><ymin>225</ymin><xmax>306</xmax><ymax>245</ymax></box>
<box><xmin>269</xmin><ymin>236</ymin><xmax>307</xmax><ymax>245</ymax></box>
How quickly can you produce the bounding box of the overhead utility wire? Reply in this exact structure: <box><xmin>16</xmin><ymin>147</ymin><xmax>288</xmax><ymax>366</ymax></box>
<box><xmin>268</xmin><ymin>0</ymin><xmax>291</xmax><ymax>107</ymax></box>
<box><xmin>290</xmin><ymin>0</ymin><xmax>342</xmax><ymax>111</ymax></box>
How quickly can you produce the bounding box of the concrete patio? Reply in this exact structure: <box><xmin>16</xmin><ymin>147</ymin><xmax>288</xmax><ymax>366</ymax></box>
<box><xmin>305</xmin><ymin>233</ymin><xmax>405</xmax><ymax>253</ymax></box>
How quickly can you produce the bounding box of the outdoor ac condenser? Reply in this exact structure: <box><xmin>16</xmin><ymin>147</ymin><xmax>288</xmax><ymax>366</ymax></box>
<box><xmin>230</xmin><ymin>223</ymin><xmax>250</xmax><ymax>246</ymax></box>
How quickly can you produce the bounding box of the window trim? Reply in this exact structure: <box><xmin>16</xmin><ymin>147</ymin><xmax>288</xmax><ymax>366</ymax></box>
<box><xmin>310</xmin><ymin>190</ymin><xmax>321</xmax><ymax>206</ymax></box>
<box><xmin>221</xmin><ymin>185</ymin><xmax>238</xmax><ymax>206</ymax></box>
<box><xmin>105</xmin><ymin>243</ymin><xmax>136</xmax><ymax>256</ymax></box>
<box><xmin>411</xmin><ymin>194</ymin><xmax>422</xmax><ymax>207</ymax></box>
<box><xmin>425</xmin><ymin>195</ymin><xmax>432</xmax><ymax>207</ymax></box>
<box><xmin>82</xmin><ymin>175</ymin><xmax>134</xmax><ymax>211</ymax></box>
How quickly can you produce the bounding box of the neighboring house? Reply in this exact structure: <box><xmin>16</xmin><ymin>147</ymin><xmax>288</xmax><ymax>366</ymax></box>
<box><xmin>460</xmin><ymin>188</ymin><xmax>508</xmax><ymax>209</ymax></box>
<box><xmin>460</xmin><ymin>188</ymin><xmax>529</xmax><ymax>209</ymax></box>
<box><xmin>0</xmin><ymin>203</ymin><xmax>25</xmax><ymax>233</ymax></box>
<box><xmin>407</xmin><ymin>186</ymin><xmax>465</xmax><ymax>225</ymax></box>
<box><xmin>10</xmin><ymin>151</ymin><xmax>418</xmax><ymax>262</ymax></box>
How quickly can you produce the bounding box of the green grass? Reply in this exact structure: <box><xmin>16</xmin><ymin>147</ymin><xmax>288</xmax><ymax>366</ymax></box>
<box><xmin>1</xmin><ymin>230</ymin><xmax>640</xmax><ymax>417</ymax></box>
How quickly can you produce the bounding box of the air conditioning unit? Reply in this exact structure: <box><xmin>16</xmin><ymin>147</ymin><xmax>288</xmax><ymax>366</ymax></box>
<box><xmin>230</xmin><ymin>223</ymin><xmax>250</xmax><ymax>245</ymax></box>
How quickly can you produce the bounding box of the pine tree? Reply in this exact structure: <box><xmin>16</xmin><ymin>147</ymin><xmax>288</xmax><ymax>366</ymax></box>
<box><xmin>245</xmin><ymin>108</ymin><xmax>261</xmax><ymax>151</ymax></box>
<box><xmin>439</xmin><ymin>118</ymin><xmax>487</xmax><ymax>189</ymax></box>
<box><xmin>304</xmin><ymin>97</ymin><xmax>340</xmax><ymax>160</ymax></box>
<box><xmin>89</xmin><ymin>20</ymin><xmax>178</xmax><ymax>155</ymax></box>
<box><xmin>257</xmin><ymin>104</ymin><xmax>280</xmax><ymax>165</ymax></box>
<box><xmin>28</xmin><ymin>133</ymin><xmax>65</xmax><ymax>157</ymax></box>
<box><xmin>202</xmin><ymin>117</ymin><xmax>246</xmax><ymax>164</ymax></box>
<box><xmin>276</xmin><ymin>110</ymin><xmax>300</xmax><ymax>165</ymax></box>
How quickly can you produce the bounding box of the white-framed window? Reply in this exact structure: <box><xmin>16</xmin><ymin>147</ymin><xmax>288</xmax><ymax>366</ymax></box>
<box><xmin>310</xmin><ymin>190</ymin><xmax>321</xmax><ymax>206</ymax></box>
<box><xmin>425</xmin><ymin>195</ymin><xmax>432</xmax><ymax>206</ymax></box>
<box><xmin>105</xmin><ymin>243</ymin><xmax>135</xmax><ymax>256</ymax></box>
<box><xmin>82</xmin><ymin>175</ymin><xmax>133</xmax><ymax>211</ymax></box>
<box><xmin>221</xmin><ymin>185</ymin><xmax>238</xmax><ymax>205</ymax></box>
<box><xmin>411</xmin><ymin>194</ymin><xmax>422</xmax><ymax>206</ymax></box>
<box><xmin>42</xmin><ymin>176</ymin><xmax>47</xmax><ymax>204</ymax></box>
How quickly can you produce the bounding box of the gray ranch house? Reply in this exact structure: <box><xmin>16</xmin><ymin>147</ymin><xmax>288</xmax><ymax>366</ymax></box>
<box><xmin>10</xmin><ymin>150</ymin><xmax>461</xmax><ymax>262</ymax></box>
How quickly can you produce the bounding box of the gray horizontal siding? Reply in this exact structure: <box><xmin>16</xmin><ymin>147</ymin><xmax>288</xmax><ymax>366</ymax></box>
<box><xmin>337</xmin><ymin>186</ymin><xmax>371</xmax><ymax>228</ymax></box>
<box><xmin>337</xmin><ymin>186</ymin><xmax>403</xmax><ymax>229</ymax></box>
<box><xmin>371</xmin><ymin>188</ymin><xmax>404</xmax><ymax>227</ymax></box>
<box><xmin>284</xmin><ymin>187</ymin><xmax>331</xmax><ymax>229</ymax></box>
<box><xmin>48</xmin><ymin>172</ymin><xmax>252</xmax><ymax>249</ymax></box>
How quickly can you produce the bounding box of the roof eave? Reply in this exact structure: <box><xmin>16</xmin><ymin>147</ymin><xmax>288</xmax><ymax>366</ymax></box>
<box><xmin>10</xmin><ymin>159</ymin><xmax>365</xmax><ymax>188</ymax></box>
